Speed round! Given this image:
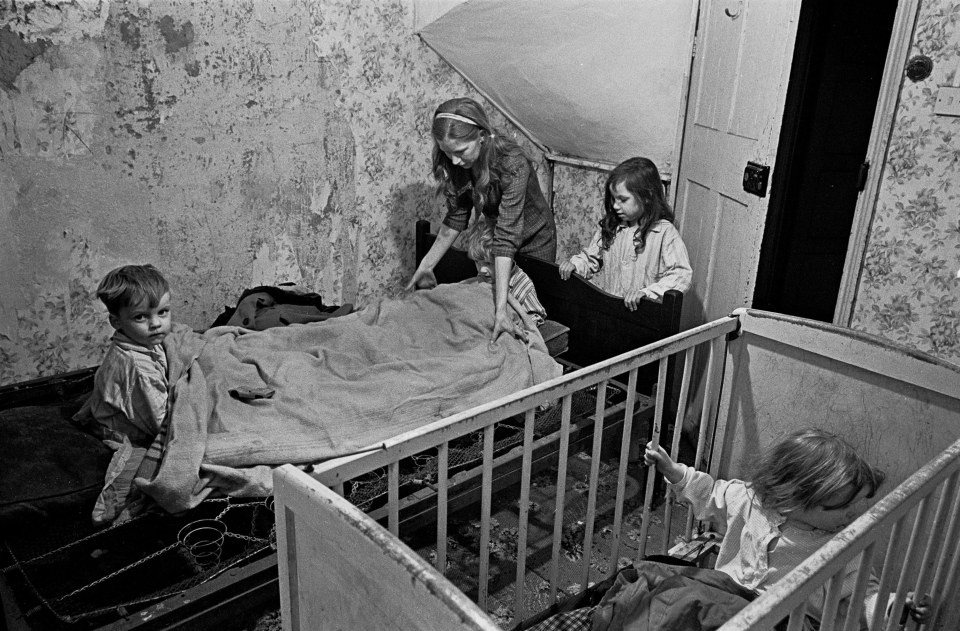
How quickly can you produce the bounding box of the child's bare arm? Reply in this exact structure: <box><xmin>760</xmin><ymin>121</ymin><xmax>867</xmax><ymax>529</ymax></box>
<box><xmin>643</xmin><ymin>441</ymin><xmax>684</xmax><ymax>484</ymax></box>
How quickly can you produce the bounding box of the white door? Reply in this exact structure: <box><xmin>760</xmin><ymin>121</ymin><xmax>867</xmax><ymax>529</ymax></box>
<box><xmin>674</xmin><ymin>0</ymin><xmax>803</xmax><ymax>328</ymax></box>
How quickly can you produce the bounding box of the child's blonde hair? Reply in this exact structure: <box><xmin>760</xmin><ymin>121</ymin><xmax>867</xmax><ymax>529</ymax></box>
<box><xmin>96</xmin><ymin>264</ymin><xmax>170</xmax><ymax>315</ymax></box>
<box><xmin>750</xmin><ymin>428</ymin><xmax>884</xmax><ymax>514</ymax></box>
<box><xmin>461</xmin><ymin>215</ymin><xmax>494</xmax><ymax>266</ymax></box>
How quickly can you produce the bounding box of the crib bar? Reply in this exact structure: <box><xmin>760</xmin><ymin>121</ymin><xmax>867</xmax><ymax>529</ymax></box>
<box><xmin>784</xmin><ymin>605</ymin><xmax>806</xmax><ymax>631</ymax></box>
<box><xmin>868</xmin><ymin>517</ymin><xmax>906</xmax><ymax>631</ymax></box>
<box><xmin>637</xmin><ymin>360</ymin><xmax>668</xmax><ymax>560</ymax></box>
<box><xmin>513</xmin><ymin>408</ymin><xmax>537</xmax><ymax>621</ymax></box>
<box><xmin>662</xmin><ymin>347</ymin><xmax>694</xmax><ymax>552</ymax></box>
<box><xmin>882</xmin><ymin>496</ymin><xmax>933</xmax><ymax>631</ymax></box>
<box><xmin>437</xmin><ymin>441</ymin><xmax>449</xmax><ymax>574</ymax></box>
<box><xmin>478</xmin><ymin>424</ymin><xmax>494</xmax><ymax>610</ymax></box>
<box><xmin>687</xmin><ymin>337</ymin><xmax>721</xmax><ymax>539</ymax></box>
<box><xmin>548</xmin><ymin>394</ymin><xmax>574</xmax><ymax>604</ymax></box>
<box><xmin>609</xmin><ymin>368</ymin><xmax>639</xmax><ymax>576</ymax></box>
<box><xmin>819</xmin><ymin>572</ymin><xmax>845</xmax><ymax>631</ymax></box>
<box><xmin>911</xmin><ymin>472</ymin><xmax>958</xmax><ymax>611</ymax></box>
<box><xmin>929</xmin><ymin>470</ymin><xmax>960</xmax><ymax>624</ymax></box>
<box><xmin>840</xmin><ymin>545</ymin><xmax>877</xmax><ymax>631</ymax></box>
<box><xmin>388</xmin><ymin>461</ymin><xmax>399</xmax><ymax>536</ymax></box>
<box><xmin>579</xmin><ymin>380</ymin><xmax>608</xmax><ymax>591</ymax></box>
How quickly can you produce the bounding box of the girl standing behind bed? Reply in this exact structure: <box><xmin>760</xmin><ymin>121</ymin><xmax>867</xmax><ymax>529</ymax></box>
<box><xmin>408</xmin><ymin>97</ymin><xmax>557</xmax><ymax>343</ymax></box>
<box><xmin>559</xmin><ymin>157</ymin><xmax>692</xmax><ymax>311</ymax></box>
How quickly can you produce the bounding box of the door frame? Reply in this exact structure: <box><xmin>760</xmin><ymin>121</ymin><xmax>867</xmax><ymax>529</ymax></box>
<box><xmin>833</xmin><ymin>0</ymin><xmax>923</xmax><ymax>326</ymax></box>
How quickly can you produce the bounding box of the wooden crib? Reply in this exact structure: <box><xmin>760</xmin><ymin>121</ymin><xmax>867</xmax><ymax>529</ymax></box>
<box><xmin>274</xmin><ymin>308</ymin><xmax>960</xmax><ymax>630</ymax></box>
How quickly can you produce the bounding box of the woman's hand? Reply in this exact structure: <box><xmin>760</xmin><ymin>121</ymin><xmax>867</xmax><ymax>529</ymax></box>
<box><xmin>559</xmin><ymin>261</ymin><xmax>576</xmax><ymax>280</ymax></box>
<box><xmin>643</xmin><ymin>441</ymin><xmax>684</xmax><ymax>484</ymax></box>
<box><xmin>405</xmin><ymin>268</ymin><xmax>437</xmax><ymax>291</ymax></box>
<box><xmin>492</xmin><ymin>305</ymin><xmax>528</xmax><ymax>345</ymax></box>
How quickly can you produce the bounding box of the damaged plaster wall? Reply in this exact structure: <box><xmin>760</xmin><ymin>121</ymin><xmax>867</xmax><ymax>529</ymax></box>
<box><xmin>0</xmin><ymin>0</ymin><xmax>557</xmax><ymax>384</ymax></box>
<box><xmin>1</xmin><ymin>0</ymin><xmax>359</xmax><ymax>382</ymax></box>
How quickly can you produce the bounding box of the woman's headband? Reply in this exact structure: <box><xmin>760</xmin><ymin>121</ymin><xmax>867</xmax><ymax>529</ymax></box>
<box><xmin>435</xmin><ymin>112</ymin><xmax>480</xmax><ymax>127</ymax></box>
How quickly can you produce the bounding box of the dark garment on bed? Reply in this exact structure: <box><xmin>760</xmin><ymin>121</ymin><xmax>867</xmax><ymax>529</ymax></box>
<box><xmin>592</xmin><ymin>560</ymin><xmax>757</xmax><ymax>631</ymax></box>
<box><xmin>210</xmin><ymin>284</ymin><xmax>352</xmax><ymax>330</ymax></box>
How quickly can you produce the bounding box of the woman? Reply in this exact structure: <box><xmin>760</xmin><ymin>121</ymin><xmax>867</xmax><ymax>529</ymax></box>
<box><xmin>408</xmin><ymin>97</ymin><xmax>557</xmax><ymax>342</ymax></box>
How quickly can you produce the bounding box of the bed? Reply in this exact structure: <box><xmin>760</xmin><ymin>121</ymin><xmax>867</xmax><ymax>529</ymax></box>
<box><xmin>275</xmin><ymin>308</ymin><xmax>960</xmax><ymax>630</ymax></box>
<box><xmin>0</xmin><ymin>219</ymin><xmax>685</xmax><ymax>630</ymax></box>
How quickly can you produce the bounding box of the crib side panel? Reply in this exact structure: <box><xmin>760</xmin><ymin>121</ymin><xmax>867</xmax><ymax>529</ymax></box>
<box><xmin>274</xmin><ymin>465</ymin><xmax>499</xmax><ymax>631</ymax></box>
<box><xmin>716</xmin><ymin>310</ymin><xmax>960</xmax><ymax>489</ymax></box>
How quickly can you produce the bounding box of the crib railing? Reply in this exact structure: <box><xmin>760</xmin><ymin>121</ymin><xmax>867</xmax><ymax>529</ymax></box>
<box><xmin>301</xmin><ymin>315</ymin><xmax>738</xmax><ymax>625</ymax></box>
<box><xmin>719</xmin><ymin>435</ymin><xmax>960</xmax><ymax>631</ymax></box>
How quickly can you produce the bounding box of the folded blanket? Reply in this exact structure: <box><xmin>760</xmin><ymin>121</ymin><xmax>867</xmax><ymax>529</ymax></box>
<box><xmin>137</xmin><ymin>281</ymin><xmax>562</xmax><ymax>512</ymax></box>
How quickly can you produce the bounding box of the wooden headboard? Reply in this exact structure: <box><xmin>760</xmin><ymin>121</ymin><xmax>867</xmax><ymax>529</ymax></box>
<box><xmin>414</xmin><ymin>220</ymin><xmax>683</xmax><ymax>382</ymax></box>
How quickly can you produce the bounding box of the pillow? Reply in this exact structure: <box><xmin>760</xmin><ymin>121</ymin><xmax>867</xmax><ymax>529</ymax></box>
<box><xmin>0</xmin><ymin>403</ymin><xmax>113</xmax><ymax>534</ymax></box>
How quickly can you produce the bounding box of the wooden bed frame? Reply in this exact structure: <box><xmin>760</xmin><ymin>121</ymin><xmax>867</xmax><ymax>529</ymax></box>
<box><xmin>277</xmin><ymin>309</ymin><xmax>960</xmax><ymax>630</ymax></box>
<box><xmin>416</xmin><ymin>219</ymin><xmax>683</xmax><ymax>383</ymax></box>
<box><xmin>0</xmin><ymin>221</ymin><xmax>685</xmax><ymax>631</ymax></box>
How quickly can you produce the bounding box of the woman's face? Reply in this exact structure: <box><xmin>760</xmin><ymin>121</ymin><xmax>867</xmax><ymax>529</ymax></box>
<box><xmin>438</xmin><ymin>136</ymin><xmax>482</xmax><ymax>169</ymax></box>
<box><xmin>610</xmin><ymin>181</ymin><xmax>644</xmax><ymax>226</ymax></box>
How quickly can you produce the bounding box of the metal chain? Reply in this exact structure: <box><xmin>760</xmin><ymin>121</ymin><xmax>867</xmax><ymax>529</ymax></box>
<box><xmin>54</xmin><ymin>542</ymin><xmax>180</xmax><ymax>603</ymax></box>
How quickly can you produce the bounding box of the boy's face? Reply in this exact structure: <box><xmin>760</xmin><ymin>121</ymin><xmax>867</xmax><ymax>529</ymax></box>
<box><xmin>789</xmin><ymin>484</ymin><xmax>872</xmax><ymax>533</ymax></box>
<box><xmin>109</xmin><ymin>292</ymin><xmax>172</xmax><ymax>348</ymax></box>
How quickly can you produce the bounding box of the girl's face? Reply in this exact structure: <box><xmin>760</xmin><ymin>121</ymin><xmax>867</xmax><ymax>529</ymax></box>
<box><xmin>438</xmin><ymin>136</ymin><xmax>482</xmax><ymax>169</ymax></box>
<box><xmin>788</xmin><ymin>484</ymin><xmax>871</xmax><ymax>533</ymax></box>
<box><xmin>610</xmin><ymin>181</ymin><xmax>644</xmax><ymax>226</ymax></box>
<box><xmin>109</xmin><ymin>292</ymin><xmax>172</xmax><ymax>348</ymax></box>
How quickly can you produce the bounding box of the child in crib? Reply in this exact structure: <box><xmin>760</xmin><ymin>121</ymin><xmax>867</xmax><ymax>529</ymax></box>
<box><xmin>559</xmin><ymin>157</ymin><xmax>691</xmax><ymax>311</ymax></box>
<box><xmin>531</xmin><ymin>428</ymin><xmax>930</xmax><ymax>631</ymax></box>
<box><xmin>462</xmin><ymin>213</ymin><xmax>547</xmax><ymax>338</ymax></box>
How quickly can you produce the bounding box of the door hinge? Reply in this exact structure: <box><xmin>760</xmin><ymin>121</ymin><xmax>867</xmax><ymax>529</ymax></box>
<box><xmin>856</xmin><ymin>161</ymin><xmax>870</xmax><ymax>192</ymax></box>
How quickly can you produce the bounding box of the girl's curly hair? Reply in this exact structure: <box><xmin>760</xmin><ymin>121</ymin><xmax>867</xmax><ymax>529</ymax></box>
<box><xmin>600</xmin><ymin>157</ymin><xmax>675</xmax><ymax>253</ymax></box>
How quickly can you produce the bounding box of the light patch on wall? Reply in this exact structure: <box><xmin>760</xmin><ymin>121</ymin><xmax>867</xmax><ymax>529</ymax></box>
<box><xmin>310</xmin><ymin>179</ymin><xmax>332</xmax><ymax>216</ymax></box>
<box><xmin>250</xmin><ymin>236</ymin><xmax>303</xmax><ymax>288</ymax></box>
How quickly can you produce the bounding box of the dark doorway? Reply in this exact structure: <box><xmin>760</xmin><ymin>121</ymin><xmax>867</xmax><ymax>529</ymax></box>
<box><xmin>753</xmin><ymin>1</ymin><xmax>898</xmax><ymax>322</ymax></box>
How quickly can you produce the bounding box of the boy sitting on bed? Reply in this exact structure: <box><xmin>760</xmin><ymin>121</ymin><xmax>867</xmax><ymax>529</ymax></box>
<box><xmin>74</xmin><ymin>264</ymin><xmax>191</xmax><ymax>523</ymax></box>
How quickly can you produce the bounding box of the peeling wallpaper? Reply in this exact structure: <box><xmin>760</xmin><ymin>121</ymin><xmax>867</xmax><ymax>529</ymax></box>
<box><xmin>850</xmin><ymin>1</ymin><xmax>960</xmax><ymax>363</ymax></box>
<box><xmin>0</xmin><ymin>0</ymin><xmax>585</xmax><ymax>384</ymax></box>
<box><xmin>3</xmin><ymin>0</ymin><xmax>958</xmax><ymax>385</ymax></box>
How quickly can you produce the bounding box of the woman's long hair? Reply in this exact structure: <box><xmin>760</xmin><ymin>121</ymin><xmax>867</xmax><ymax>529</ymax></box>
<box><xmin>599</xmin><ymin>157</ymin><xmax>675</xmax><ymax>252</ymax></box>
<box><xmin>431</xmin><ymin>97</ymin><xmax>524</xmax><ymax>213</ymax></box>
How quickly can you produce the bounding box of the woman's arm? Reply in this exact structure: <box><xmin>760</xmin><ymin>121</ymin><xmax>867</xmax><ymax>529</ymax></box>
<box><xmin>406</xmin><ymin>224</ymin><xmax>460</xmax><ymax>290</ymax></box>
<box><xmin>491</xmin><ymin>255</ymin><xmax>524</xmax><ymax>342</ymax></box>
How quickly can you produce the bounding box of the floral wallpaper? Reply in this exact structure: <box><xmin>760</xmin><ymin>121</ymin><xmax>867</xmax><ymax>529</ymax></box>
<box><xmin>850</xmin><ymin>0</ymin><xmax>960</xmax><ymax>364</ymax></box>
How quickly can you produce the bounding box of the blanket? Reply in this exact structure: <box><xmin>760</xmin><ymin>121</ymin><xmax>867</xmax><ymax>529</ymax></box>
<box><xmin>136</xmin><ymin>281</ymin><xmax>562</xmax><ymax>512</ymax></box>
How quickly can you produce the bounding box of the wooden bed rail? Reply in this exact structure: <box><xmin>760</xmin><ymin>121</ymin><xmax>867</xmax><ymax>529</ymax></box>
<box><xmin>719</xmin><ymin>436</ymin><xmax>960</xmax><ymax>631</ymax></box>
